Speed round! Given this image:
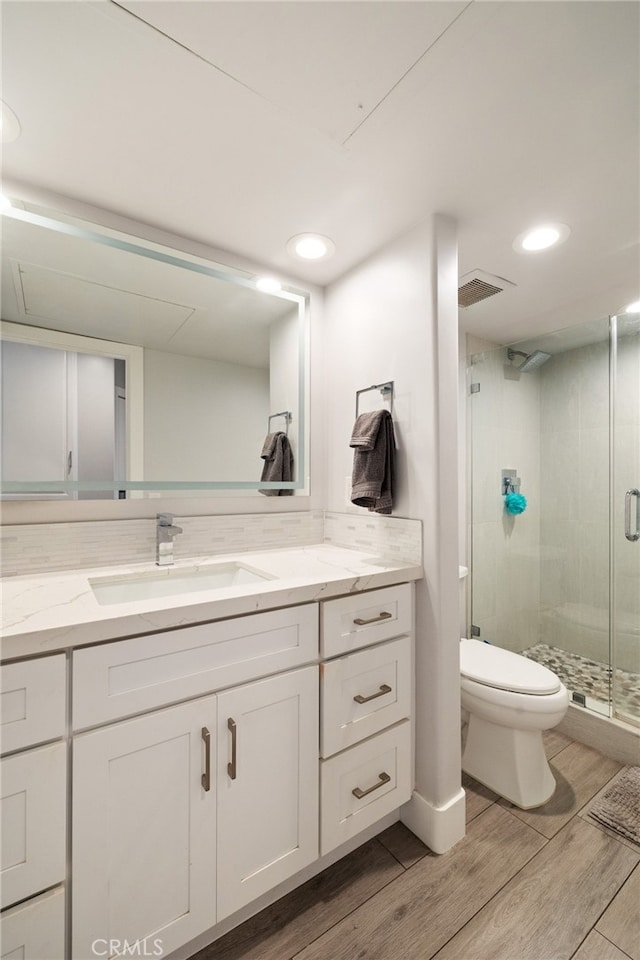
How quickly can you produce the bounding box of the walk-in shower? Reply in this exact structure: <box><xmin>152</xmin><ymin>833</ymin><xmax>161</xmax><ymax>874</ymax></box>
<box><xmin>466</xmin><ymin>312</ymin><xmax>640</xmax><ymax>729</ymax></box>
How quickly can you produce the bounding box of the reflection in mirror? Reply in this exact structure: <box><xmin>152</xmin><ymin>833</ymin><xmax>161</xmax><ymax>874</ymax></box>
<box><xmin>0</xmin><ymin>202</ymin><xmax>308</xmax><ymax>499</ymax></box>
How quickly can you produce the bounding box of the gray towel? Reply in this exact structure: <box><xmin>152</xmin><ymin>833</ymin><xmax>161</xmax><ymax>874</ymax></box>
<box><xmin>350</xmin><ymin>410</ymin><xmax>395</xmax><ymax>514</ymax></box>
<box><xmin>259</xmin><ymin>431</ymin><xmax>294</xmax><ymax>496</ymax></box>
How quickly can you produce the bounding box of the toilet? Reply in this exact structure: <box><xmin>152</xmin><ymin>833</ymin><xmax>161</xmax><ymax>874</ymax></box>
<box><xmin>460</xmin><ymin>638</ymin><xmax>569</xmax><ymax>809</ymax></box>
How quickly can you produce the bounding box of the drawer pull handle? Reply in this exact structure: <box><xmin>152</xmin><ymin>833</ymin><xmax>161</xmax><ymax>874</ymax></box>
<box><xmin>353</xmin><ymin>683</ymin><xmax>392</xmax><ymax>704</ymax></box>
<box><xmin>352</xmin><ymin>771</ymin><xmax>391</xmax><ymax>799</ymax></box>
<box><xmin>353</xmin><ymin>611</ymin><xmax>393</xmax><ymax>626</ymax></box>
<box><xmin>201</xmin><ymin>727</ymin><xmax>211</xmax><ymax>792</ymax></box>
<box><xmin>228</xmin><ymin>717</ymin><xmax>237</xmax><ymax>780</ymax></box>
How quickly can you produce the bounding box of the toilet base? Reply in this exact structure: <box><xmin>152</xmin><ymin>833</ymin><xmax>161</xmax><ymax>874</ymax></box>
<box><xmin>462</xmin><ymin>714</ymin><xmax>557</xmax><ymax>809</ymax></box>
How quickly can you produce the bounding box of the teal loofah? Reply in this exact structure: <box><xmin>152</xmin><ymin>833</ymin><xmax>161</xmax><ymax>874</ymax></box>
<box><xmin>504</xmin><ymin>492</ymin><xmax>527</xmax><ymax>515</ymax></box>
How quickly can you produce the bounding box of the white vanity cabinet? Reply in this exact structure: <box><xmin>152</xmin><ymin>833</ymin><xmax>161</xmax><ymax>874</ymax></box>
<box><xmin>1</xmin><ymin>575</ymin><xmax>416</xmax><ymax>960</ymax></box>
<box><xmin>70</xmin><ymin>606</ymin><xmax>320</xmax><ymax>960</ymax></box>
<box><xmin>319</xmin><ymin>583</ymin><xmax>413</xmax><ymax>854</ymax></box>
<box><xmin>0</xmin><ymin>654</ymin><xmax>67</xmax><ymax>959</ymax></box>
<box><xmin>72</xmin><ymin>665</ymin><xmax>319</xmax><ymax>957</ymax></box>
<box><xmin>72</xmin><ymin>696</ymin><xmax>218</xmax><ymax>960</ymax></box>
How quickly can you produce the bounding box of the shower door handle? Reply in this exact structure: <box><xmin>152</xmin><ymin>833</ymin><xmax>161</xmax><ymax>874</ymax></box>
<box><xmin>625</xmin><ymin>489</ymin><xmax>640</xmax><ymax>542</ymax></box>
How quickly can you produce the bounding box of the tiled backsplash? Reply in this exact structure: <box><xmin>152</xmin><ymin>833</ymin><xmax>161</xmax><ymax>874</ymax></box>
<box><xmin>173</xmin><ymin>512</ymin><xmax>324</xmax><ymax>563</ymax></box>
<box><xmin>324</xmin><ymin>512</ymin><xmax>422</xmax><ymax>565</ymax></box>
<box><xmin>0</xmin><ymin>510</ymin><xmax>421</xmax><ymax>577</ymax></box>
<box><xmin>0</xmin><ymin>520</ymin><xmax>156</xmax><ymax>578</ymax></box>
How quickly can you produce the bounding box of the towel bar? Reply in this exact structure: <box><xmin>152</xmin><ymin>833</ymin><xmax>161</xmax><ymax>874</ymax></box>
<box><xmin>268</xmin><ymin>410</ymin><xmax>292</xmax><ymax>436</ymax></box>
<box><xmin>355</xmin><ymin>381</ymin><xmax>394</xmax><ymax>418</ymax></box>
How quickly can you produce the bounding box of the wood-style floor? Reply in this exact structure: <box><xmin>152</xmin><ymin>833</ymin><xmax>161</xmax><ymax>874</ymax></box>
<box><xmin>192</xmin><ymin>732</ymin><xmax>640</xmax><ymax>960</ymax></box>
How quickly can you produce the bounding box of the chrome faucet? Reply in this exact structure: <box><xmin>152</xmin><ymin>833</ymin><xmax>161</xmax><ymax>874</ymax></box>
<box><xmin>156</xmin><ymin>513</ymin><xmax>183</xmax><ymax>566</ymax></box>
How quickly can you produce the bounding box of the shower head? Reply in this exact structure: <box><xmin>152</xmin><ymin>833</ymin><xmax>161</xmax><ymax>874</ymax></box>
<box><xmin>507</xmin><ymin>348</ymin><xmax>551</xmax><ymax>373</ymax></box>
<box><xmin>519</xmin><ymin>350</ymin><xmax>551</xmax><ymax>372</ymax></box>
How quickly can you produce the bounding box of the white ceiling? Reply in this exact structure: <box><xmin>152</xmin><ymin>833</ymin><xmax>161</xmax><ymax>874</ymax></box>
<box><xmin>1</xmin><ymin>0</ymin><xmax>638</xmax><ymax>345</ymax></box>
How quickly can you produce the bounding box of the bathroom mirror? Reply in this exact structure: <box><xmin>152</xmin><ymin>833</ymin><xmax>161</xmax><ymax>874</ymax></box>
<box><xmin>0</xmin><ymin>201</ymin><xmax>308</xmax><ymax>499</ymax></box>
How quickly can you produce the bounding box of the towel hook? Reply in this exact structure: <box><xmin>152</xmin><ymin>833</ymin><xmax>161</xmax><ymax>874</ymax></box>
<box><xmin>355</xmin><ymin>381</ymin><xmax>394</xmax><ymax>418</ymax></box>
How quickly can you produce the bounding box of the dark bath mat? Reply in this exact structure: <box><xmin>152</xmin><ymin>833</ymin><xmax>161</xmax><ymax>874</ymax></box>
<box><xmin>589</xmin><ymin>766</ymin><xmax>640</xmax><ymax>845</ymax></box>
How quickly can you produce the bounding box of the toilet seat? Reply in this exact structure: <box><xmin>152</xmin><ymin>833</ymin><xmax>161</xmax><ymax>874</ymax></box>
<box><xmin>460</xmin><ymin>638</ymin><xmax>560</xmax><ymax>695</ymax></box>
<box><xmin>460</xmin><ymin>674</ymin><xmax>569</xmax><ymax>723</ymax></box>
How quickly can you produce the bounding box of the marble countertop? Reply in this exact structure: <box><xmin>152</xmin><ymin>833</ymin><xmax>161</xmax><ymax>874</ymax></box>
<box><xmin>1</xmin><ymin>543</ymin><xmax>423</xmax><ymax>659</ymax></box>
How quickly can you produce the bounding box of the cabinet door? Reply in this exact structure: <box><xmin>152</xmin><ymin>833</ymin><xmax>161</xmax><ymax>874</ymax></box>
<box><xmin>72</xmin><ymin>697</ymin><xmax>216</xmax><ymax>960</ymax></box>
<box><xmin>216</xmin><ymin>666</ymin><xmax>319</xmax><ymax>921</ymax></box>
<box><xmin>1</xmin><ymin>655</ymin><xmax>66</xmax><ymax>754</ymax></box>
<box><xmin>1</xmin><ymin>742</ymin><xmax>66</xmax><ymax>908</ymax></box>
<box><xmin>0</xmin><ymin>886</ymin><xmax>65</xmax><ymax>960</ymax></box>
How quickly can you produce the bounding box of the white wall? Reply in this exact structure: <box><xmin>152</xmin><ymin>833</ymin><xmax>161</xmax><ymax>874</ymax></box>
<box><xmin>143</xmin><ymin>350</ymin><xmax>268</xmax><ymax>481</ymax></box>
<box><xmin>323</xmin><ymin>215</ymin><xmax>464</xmax><ymax>853</ymax></box>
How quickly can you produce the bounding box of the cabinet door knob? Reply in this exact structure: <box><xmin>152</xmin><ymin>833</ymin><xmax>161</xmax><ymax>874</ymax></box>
<box><xmin>353</xmin><ymin>611</ymin><xmax>393</xmax><ymax>626</ymax></box>
<box><xmin>353</xmin><ymin>683</ymin><xmax>392</xmax><ymax>704</ymax></box>
<box><xmin>201</xmin><ymin>726</ymin><xmax>211</xmax><ymax>792</ymax></box>
<box><xmin>352</xmin><ymin>771</ymin><xmax>391</xmax><ymax>799</ymax></box>
<box><xmin>227</xmin><ymin>717</ymin><xmax>237</xmax><ymax>780</ymax></box>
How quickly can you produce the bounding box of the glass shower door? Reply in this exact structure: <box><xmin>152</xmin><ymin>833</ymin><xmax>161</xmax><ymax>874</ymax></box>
<box><xmin>612</xmin><ymin>312</ymin><xmax>640</xmax><ymax>726</ymax></box>
<box><xmin>467</xmin><ymin>319</ymin><xmax>615</xmax><ymax>717</ymax></box>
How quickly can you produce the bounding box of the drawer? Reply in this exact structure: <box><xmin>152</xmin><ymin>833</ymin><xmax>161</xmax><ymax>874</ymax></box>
<box><xmin>1</xmin><ymin>741</ymin><xmax>67</xmax><ymax>908</ymax></box>
<box><xmin>321</xmin><ymin>636</ymin><xmax>411</xmax><ymax>758</ymax></box>
<box><xmin>73</xmin><ymin>603</ymin><xmax>318</xmax><ymax>729</ymax></box>
<box><xmin>320</xmin><ymin>720</ymin><xmax>411</xmax><ymax>855</ymax></box>
<box><xmin>321</xmin><ymin>583</ymin><xmax>412</xmax><ymax>658</ymax></box>
<box><xmin>0</xmin><ymin>886</ymin><xmax>65</xmax><ymax>960</ymax></box>
<box><xmin>1</xmin><ymin>655</ymin><xmax>66</xmax><ymax>754</ymax></box>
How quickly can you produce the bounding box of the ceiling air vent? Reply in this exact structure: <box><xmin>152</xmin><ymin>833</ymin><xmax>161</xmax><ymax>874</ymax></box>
<box><xmin>458</xmin><ymin>269</ymin><xmax>516</xmax><ymax>308</ymax></box>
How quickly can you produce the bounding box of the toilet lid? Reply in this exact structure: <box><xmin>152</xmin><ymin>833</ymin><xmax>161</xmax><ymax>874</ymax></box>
<box><xmin>460</xmin><ymin>639</ymin><xmax>561</xmax><ymax>695</ymax></box>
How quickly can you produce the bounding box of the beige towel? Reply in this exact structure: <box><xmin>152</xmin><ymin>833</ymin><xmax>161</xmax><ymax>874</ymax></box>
<box><xmin>259</xmin><ymin>432</ymin><xmax>294</xmax><ymax>496</ymax></box>
<box><xmin>350</xmin><ymin>410</ymin><xmax>395</xmax><ymax>514</ymax></box>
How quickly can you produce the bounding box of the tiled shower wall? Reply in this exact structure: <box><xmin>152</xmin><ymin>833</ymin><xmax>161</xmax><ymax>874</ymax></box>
<box><xmin>538</xmin><ymin>341</ymin><xmax>610</xmax><ymax>665</ymax></box>
<box><xmin>467</xmin><ymin>336</ymin><xmax>541</xmax><ymax>653</ymax></box>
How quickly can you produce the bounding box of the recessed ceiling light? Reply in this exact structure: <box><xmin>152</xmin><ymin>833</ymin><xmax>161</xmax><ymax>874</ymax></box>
<box><xmin>625</xmin><ymin>299</ymin><xmax>640</xmax><ymax>314</ymax></box>
<box><xmin>256</xmin><ymin>277</ymin><xmax>282</xmax><ymax>294</ymax></box>
<box><xmin>0</xmin><ymin>100</ymin><xmax>21</xmax><ymax>143</ymax></box>
<box><xmin>513</xmin><ymin>223</ymin><xmax>570</xmax><ymax>253</ymax></box>
<box><xmin>287</xmin><ymin>233</ymin><xmax>335</xmax><ymax>261</ymax></box>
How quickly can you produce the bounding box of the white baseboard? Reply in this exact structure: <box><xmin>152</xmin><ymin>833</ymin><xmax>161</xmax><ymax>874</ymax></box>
<box><xmin>400</xmin><ymin>787</ymin><xmax>466</xmax><ymax>854</ymax></box>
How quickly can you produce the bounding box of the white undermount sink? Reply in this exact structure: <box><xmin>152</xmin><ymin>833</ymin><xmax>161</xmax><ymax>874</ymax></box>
<box><xmin>89</xmin><ymin>562</ymin><xmax>274</xmax><ymax>606</ymax></box>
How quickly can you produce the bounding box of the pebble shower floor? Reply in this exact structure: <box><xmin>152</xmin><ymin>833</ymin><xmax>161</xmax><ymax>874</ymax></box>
<box><xmin>523</xmin><ymin>642</ymin><xmax>640</xmax><ymax>718</ymax></box>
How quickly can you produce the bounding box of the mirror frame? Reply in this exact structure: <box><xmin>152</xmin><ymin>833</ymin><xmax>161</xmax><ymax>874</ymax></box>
<box><xmin>1</xmin><ymin>203</ymin><xmax>309</xmax><ymax>497</ymax></box>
